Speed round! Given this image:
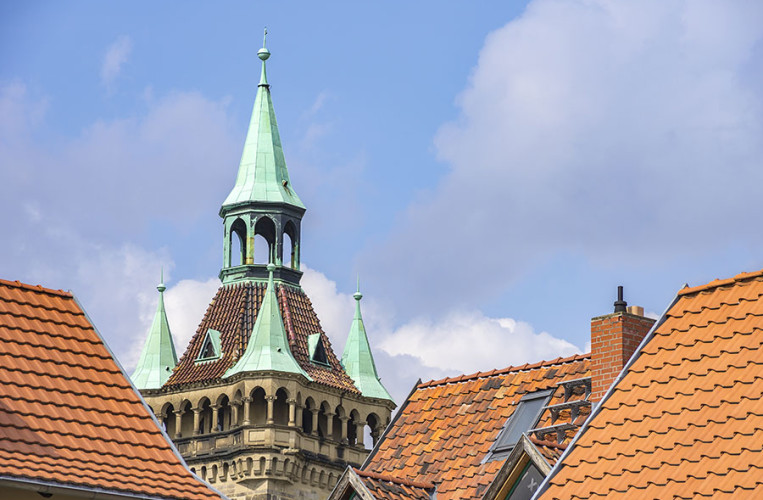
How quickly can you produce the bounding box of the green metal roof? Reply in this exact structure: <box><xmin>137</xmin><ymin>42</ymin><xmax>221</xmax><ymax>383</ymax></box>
<box><xmin>341</xmin><ymin>285</ymin><xmax>393</xmax><ymax>401</ymax></box>
<box><xmin>224</xmin><ymin>264</ymin><xmax>310</xmax><ymax>379</ymax></box>
<box><xmin>131</xmin><ymin>275</ymin><xmax>178</xmax><ymax>390</ymax></box>
<box><xmin>221</xmin><ymin>34</ymin><xmax>304</xmax><ymax>212</ymax></box>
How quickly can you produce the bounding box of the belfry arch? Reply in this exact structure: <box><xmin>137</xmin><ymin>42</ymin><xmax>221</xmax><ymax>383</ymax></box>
<box><xmin>254</xmin><ymin>216</ymin><xmax>276</xmax><ymax>264</ymax></box>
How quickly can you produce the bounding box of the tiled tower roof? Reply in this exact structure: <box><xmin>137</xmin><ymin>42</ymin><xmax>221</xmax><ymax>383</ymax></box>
<box><xmin>164</xmin><ymin>280</ymin><xmax>360</xmax><ymax>393</ymax></box>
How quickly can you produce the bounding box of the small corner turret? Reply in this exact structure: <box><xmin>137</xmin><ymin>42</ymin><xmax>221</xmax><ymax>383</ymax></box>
<box><xmin>220</xmin><ymin>29</ymin><xmax>305</xmax><ymax>286</ymax></box>
<box><xmin>341</xmin><ymin>279</ymin><xmax>394</xmax><ymax>401</ymax></box>
<box><xmin>131</xmin><ymin>270</ymin><xmax>178</xmax><ymax>390</ymax></box>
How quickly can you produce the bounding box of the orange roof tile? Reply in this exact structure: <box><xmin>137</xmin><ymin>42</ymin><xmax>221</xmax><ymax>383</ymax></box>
<box><xmin>165</xmin><ymin>282</ymin><xmax>359</xmax><ymax>393</ymax></box>
<box><xmin>363</xmin><ymin>354</ymin><xmax>591</xmax><ymax>499</ymax></box>
<box><xmin>0</xmin><ymin>279</ymin><xmax>222</xmax><ymax>499</ymax></box>
<box><xmin>541</xmin><ymin>270</ymin><xmax>763</xmax><ymax>499</ymax></box>
<box><xmin>355</xmin><ymin>469</ymin><xmax>434</xmax><ymax>500</ymax></box>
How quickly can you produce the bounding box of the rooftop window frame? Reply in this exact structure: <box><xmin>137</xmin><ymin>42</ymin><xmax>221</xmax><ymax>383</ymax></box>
<box><xmin>485</xmin><ymin>388</ymin><xmax>554</xmax><ymax>461</ymax></box>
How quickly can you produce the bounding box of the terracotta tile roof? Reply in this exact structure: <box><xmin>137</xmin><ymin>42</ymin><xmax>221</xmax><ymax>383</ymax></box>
<box><xmin>363</xmin><ymin>354</ymin><xmax>591</xmax><ymax>499</ymax></box>
<box><xmin>541</xmin><ymin>269</ymin><xmax>763</xmax><ymax>499</ymax></box>
<box><xmin>355</xmin><ymin>469</ymin><xmax>434</xmax><ymax>500</ymax></box>
<box><xmin>166</xmin><ymin>281</ymin><xmax>359</xmax><ymax>393</ymax></box>
<box><xmin>0</xmin><ymin>279</ymin><xmax>221</xmax><ymax>499</ymax></box>
<box><xmin>528</xmin><ymin>436</ymin><xmax>567</xmax><ymax>467</ymax></box>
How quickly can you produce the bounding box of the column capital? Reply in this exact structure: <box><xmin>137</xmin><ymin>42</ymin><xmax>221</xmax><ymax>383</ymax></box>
<box><xmin>265</xmin><ymin>395</ymin><xmax>276</xmax><ymax>402</ymax></box>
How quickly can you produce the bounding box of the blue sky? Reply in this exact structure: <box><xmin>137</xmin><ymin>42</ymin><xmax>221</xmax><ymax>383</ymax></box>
<box><xmin>3</xmin><ymin>1</ymin><xmax>763</xmax><ymax>403</ymax></box>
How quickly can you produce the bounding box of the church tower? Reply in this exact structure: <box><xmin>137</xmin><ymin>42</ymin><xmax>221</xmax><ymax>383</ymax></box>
<box><xmin>135</xmin><ymin>33</ymin><xmax>395</xmax><ymax>500</ymax></box>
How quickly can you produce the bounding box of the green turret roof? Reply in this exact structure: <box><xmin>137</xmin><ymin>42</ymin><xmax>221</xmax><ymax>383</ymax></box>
<box><xmin>341</xmin><ymin>284</ymin><xmax>393</xmax><ymax>401</ymax></box>
<box><xmin>131</xmin><ymin>273</ymin><xmax>178</xmax><ymax>390</ymax></box>
<box><xmin>224</xmin><ymin>264</ymin><xmax>310</xmax><ymax>379</ymax></box>
<box><xmin>221</xmin><ymin>31</ymin><xmax>304</xmax><ymax>212</ymax></box>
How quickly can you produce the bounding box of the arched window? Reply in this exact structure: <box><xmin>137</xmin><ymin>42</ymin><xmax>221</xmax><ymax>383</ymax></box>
<box><xmin>250</xmin><ymin>388</ymin><xmax>267</xmax><ymax>425</ymax></box>
<box><xmin>230</xmin><ymin>218</ymin><xmax>247</xmax><ymax>266</ymax></box>
<box><xmin>366</xmin><ymin>413</ymin><xmax>381</xmax><ymax>447</ymax></box>
<box><xmin>216</xmin><ymin>395</ymin><xmax>231</xmax><ymax>432</ymax></box>
<box><xmin>198</xmin><ymin>398</ymin><xmax>212</xmax><ymax>434</ymax></box>
<box><xmin>283</xmin><ymin>220</ymin><xmax>297</xmax><ymax>269</ymax></box>
<box><xmin>254</xmin><ymin>217</ymin><xmax>276</xmax><ymax>264</ymax></box>
<box><xmin>302</xmin><ymin>398</ymin><xmax>315</xmax><ymax>434</ymax></box>
<box><xmin>273</xmin><ymin>388</ymin><xmax>289</xmax><ymax>425</ymax></box>
<box><xmin>179</xmin><ymin>400</ymin><xmax>193</xmax><ymax>437</ymax></box>
<box><xmin>162</xmin><ymin>403</ymin><xmax>176</xmax><ymax>437</ymax></box>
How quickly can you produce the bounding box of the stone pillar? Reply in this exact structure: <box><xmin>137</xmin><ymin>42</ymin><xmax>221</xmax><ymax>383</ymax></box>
<box><xmin>174</xmin><ymin>409</ymin><xmax>184</xmax><ymax>438</ymax></box>
<box><xmin>242</xmin><ymin>397</ymin><xmax>252</xmax><ymax>425</ymax></box>
<box><xmin>325</xmin><ymin>412</ymin><xmax>336</xmax><ymax>440</ymax></box>
<box><xmin>211</xmin><ymin>405</ymin><xmax>221</xmax><ymax>432</ymax></box>
<box><xmin>266</xmin><ymin>395</ymin><xmax>275</xmax><ymax>425</ymax></box>
<box><xmin>287</xmin><ymin>399</ymin><xmax>297</xmax><ymax>427</ymax></box>
<box><xmin>310</xmin><ymin>409</ymin><xmax>319</xmax><ymax>437</ymax></box>
<box><xmin>231</xmin><ymin>402</ymin><xmax>240</xmax><ymax>427</ymax></box>
<box><xmin>339</xmin><ymin>416</ymin><xmax>350</xmax><ymax>445</ymax></box>
<box><xmin>192</xmin><ymin>408</ymin><xmax>201</xmax><ymax>436</ymax></box>
<box><xmin>356</xmin><ymin>420</ymin><xmax>367</xmax><ymax>448</ymax></box>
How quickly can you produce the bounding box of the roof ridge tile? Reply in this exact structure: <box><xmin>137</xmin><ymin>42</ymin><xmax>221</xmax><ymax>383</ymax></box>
<box><xmin>0</xmin><ymin>279</ymin><xmax>72</xmax><ymax>298</ymax></box>
<box><xmin>419</xmin><ymin>352</ymin><xmax>592</xmax><ymax>388</ymax></box>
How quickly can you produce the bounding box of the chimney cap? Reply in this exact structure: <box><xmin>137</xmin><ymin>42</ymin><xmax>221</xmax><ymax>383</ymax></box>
<box><xmin>614</xmin><ymin>285</ymin><xmax>627</xmax><ymax>313</ymax></box>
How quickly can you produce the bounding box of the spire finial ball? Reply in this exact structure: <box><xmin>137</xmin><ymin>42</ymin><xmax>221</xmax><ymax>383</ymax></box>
<box><xmin>267</xmin><ymin>263</ymin><xmax>276</xmax><ymax>273</ymax></box>
<box><xmin>353</xmin><ymin>291</ymin><xmax>363</xmax><ymax>301</ymax></box>
<box><xmin>258</xmin><ymin>27</ymin><xmax>270</xmax><ymax>61</ymax></box>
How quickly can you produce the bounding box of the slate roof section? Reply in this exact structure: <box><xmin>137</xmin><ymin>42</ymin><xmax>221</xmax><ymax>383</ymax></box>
<box><xmin>362</xmin><ymin>354</ymin><xmax>590</xmax><ymax>499</ymax></box>
<box><xmin>165</xmin><ymin>281</ymin><xmax>359</xmax><ymax>393</ymax></box>
<box><xmin>0</xmin><ymin>279</ymin><xmax>221</xmax><ymax>499</ymax></box>
<box><xmin>541</xmin><ymin>269</ymin><xmax>763</xmax><ymax>499</ymax></box>
<box><xmin>355</xmin><ymin>469</ymin><xmax>434</xmax><ymax>500</ymax></box>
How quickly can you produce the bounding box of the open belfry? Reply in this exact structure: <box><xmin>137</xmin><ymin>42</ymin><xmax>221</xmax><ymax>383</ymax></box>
<box><xmin>132</xmin><ymin>32</ymin><xmax>395</xmax><ymax>500</ymax></box>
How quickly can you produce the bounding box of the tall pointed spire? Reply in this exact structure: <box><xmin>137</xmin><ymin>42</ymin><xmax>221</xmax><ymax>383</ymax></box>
<box><xmin>221</xmin><ymin>29</ymin><xmax>304</xmax><ymax>211</ymax></box>
<box><xmin>341</xmin><ymin>280</ymin><xmax>393</xmax><ymax>401</ymax></box>
<box><xmin>131</xmin><ymin>270</ymin><xmax>178</xmax><ymax>390</ymax></box>
<box><xmin>225</xmin><ymin>263</ymin><xmax>310</xmax><ymax>379</ymax></box>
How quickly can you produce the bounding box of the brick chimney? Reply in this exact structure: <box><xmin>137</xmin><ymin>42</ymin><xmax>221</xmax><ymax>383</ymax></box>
<box><xmin>590</xmin><ymin>287</ymin><xmax>655</xmax><ymax>402</ymax></box>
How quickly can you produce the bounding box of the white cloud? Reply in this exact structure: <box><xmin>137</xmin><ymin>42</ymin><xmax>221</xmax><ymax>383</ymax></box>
<box><xmin>300</xmin><ymin>265</ymin><xmax>579</xmax><ymax>403</ymax></box>
<box><xmin>380</xmin><ymin>310</ymin><xmax>580</xmax><ymax>374</ymax></box>
<box><xmin>365</xmin><ymin>0</ymin><xmax>763</xmax><ymax>316</ymax></box>
<box><xmin>300</xmin><ymin>265</ymin><xmax>355</xmax><ymax>350</ymax></box>
<box><xmin>101</xmin><ymin>35</ymin><xmax>133</xmax><ymax>88</ymax></box>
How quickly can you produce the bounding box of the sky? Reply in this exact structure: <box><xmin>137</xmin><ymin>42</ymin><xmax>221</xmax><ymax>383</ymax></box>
<box><xmin>3</xmin><ymin>0</ymin><xmax>763</xmax><ymax>404</ymax></box>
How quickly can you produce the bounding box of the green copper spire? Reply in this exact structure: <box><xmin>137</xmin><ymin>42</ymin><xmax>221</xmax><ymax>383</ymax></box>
<box><xmin>225</xmin><ymin>263</ymin><xmax>310</xmax><ymax>379</ymax></box>
<box><xmin>341</xmin><ymin>280</ymin><xmax>393</xmax><ymax>401</ymax></box>
<box><xmin>221</xmin><ymin>29</ymin><xmax>305</xmax><ymax>211</ymax></box>
<box><xmin>131</xmin><ymin>270</ymin><xmax>178</xmax><ymax>390</ymax></box>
